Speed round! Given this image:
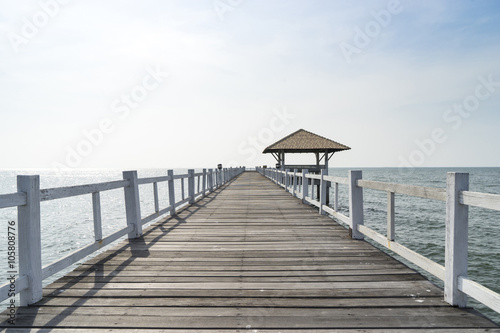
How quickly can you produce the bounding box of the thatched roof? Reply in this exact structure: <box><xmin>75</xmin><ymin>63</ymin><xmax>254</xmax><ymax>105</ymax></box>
<box><xmin>263</xmin><ymin>129</ymin><xmax>350</xmax><ymax>154</ymax></box>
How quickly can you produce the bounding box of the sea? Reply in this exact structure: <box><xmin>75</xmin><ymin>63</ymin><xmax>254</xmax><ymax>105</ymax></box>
<box><xmin>0</xmin><ymin>167</ymin><xmax>499</xmax><ymax>324</ymax></box>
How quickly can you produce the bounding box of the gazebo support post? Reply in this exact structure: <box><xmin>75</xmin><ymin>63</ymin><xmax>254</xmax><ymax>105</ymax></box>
<box><xmin>325</xmin><ymin>151</ymin><xmax>330</xmax><ymax>206</ymax></box>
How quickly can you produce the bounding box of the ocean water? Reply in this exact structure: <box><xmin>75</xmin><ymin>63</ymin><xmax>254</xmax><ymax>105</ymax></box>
<box><xmin>0</xmin><ymin>167</ymin><xmax>499</xmax><ymax>324</ymax></box>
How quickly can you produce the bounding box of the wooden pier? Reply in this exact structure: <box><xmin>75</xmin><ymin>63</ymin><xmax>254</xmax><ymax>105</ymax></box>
<box><xmin>1</xmin><ymin>171</ymin><xmax>499</xmax><ymax>331</ymax></box>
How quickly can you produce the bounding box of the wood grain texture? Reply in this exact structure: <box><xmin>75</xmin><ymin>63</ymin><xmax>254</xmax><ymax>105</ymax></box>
<box><xmin>1</xmin><ymin>172</ymin><xmax>498</xmax><ymax>331</ymax></box>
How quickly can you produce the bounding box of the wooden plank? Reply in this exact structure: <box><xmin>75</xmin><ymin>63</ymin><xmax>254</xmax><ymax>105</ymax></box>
<box><xmin>357</xmin><ymin>179</ymin><xmax>446</xmax><ymax>201</ymax></box>
<box><xmin>12</xmin><ymin>329</ymin><xmax>500</xmax><ymax>333</ymax></box>
<box><xmin>0</xmin><ymin>275</ymin><xmax>28</xmax><ymax>302</ymax></box>
<box><xmin>461</xmin><ymin>190</ymin><xmax>500</xmax><ymax>211</ymax></box>
<box><xmin>41</xmin><ymin>225</ymin><xmax>133</xmax><ymax>280</ymax></box>
<box><xmin>357</xmin><ymin>225</ymin><xmax>445</xmax><ymax>281</ymax></box>
<box><xmin>43</xmin><ymin>285</ymin><xmax>444</xmax><ymax>298</ymax></box>
<box><xmin>459</xmin><ymin>276</ymin><xmax>500</xmax><ymax>314</ymax></box>
<box><xmin>2</xmin><ymin>310</ymin><xmax>496</xmax><ymax>329</ymax></box>
<box><xmin>322</xmin><ymin>205</ymin><xmax>350</xmax><ymax>224</ymax></box>
<box><xmin>137</xmin><ymin>175</ymin><xmax>171</xmax><ymax>185</ymax></box>
<box><xmin>35</xmin><ymin>296</ymin><xmax>447</xmax><ymax>307</ymax></box>
<box><xmin>0</xmin><ymin>191</ymin><xmax>26</xmax><ymax>208</ymax></box>
<box><xmin>323</xmin><ymin>175</ymin><xmax>349</xmax><ymax>185</ymax></box>
<box><xmin>40</xmin><ymin>180</ymin><xmax>129</xmax><ymax>201</ymax></box>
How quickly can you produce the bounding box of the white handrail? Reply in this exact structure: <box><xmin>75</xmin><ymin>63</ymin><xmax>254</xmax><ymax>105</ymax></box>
<box><xmin>0</xmin><ymin>192</ymin><xmax>27</xmax><ymax>209</ymax></box>
<box><xmin>0</xmin><ymin>167</ymin><xmax>245</xmax><ymax>306</ymax></box>
<box><xmin>256</xmin><ymin>166</ymin><xmax>500</xmax><ymax>315</ymax></box>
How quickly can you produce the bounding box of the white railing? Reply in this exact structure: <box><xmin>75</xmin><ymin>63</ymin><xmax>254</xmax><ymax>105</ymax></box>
<box><xmin>257</xmin><ymin>167</ymin><xmax>500</xmax><ymax>315</ymax></box>
<box><xmin>0</xmin><ymin>167</ymin><xmax>245</xmax><ymax>306</ymax></box>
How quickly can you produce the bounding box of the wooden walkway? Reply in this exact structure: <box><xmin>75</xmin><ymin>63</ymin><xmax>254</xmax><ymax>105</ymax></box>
<box><xmin>1</xmin><ymin>171</ymin><xmax>499</xmax><ymax>331</ymax></box>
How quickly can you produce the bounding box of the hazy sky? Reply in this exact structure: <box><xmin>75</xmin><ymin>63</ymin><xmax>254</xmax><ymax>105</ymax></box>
<box><xmin>1</xmin><ymin>0</ymin><xmax>499</xmax><ymax>169</ymax></box>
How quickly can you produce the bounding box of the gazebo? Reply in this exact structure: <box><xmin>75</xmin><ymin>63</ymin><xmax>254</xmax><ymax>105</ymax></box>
<box><xmin>263</xmin><ymin>129</ymin><xmax>350</xmax><ymax>172</ymax></box>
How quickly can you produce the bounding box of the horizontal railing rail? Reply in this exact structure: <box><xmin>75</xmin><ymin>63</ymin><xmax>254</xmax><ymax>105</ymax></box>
<box><xmin>0</xmin><ymin>166</ymin><xmax>245</xmax><ymax>306</ymax></box>
<box><xmin>256</xmin><ymin>167</ymin><xmax>500</xmax><ymax>315</ymax></box>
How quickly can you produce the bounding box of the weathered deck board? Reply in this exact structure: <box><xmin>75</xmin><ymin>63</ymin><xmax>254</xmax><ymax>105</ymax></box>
<box><xmin>1</xmin><ymin>171</ymin><xmax>499</xmax><ymax>331</ymax></box>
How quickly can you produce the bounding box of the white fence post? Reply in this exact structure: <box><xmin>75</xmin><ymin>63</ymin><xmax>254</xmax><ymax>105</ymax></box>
<box><xmin>319</xmin><ymin>169</ymin><xmax>327</xmax><ymax>215</ymax></box>
<box><xmin>293</xmin><ymin>169</ymin><xmax>297</xmax><ymax>197</ymax></box>
<box><xmin>153</xmin><ymin>182</ymin><xmax>159</xmax><ymax>213</ymax></box>
<box><xmin>445</xmin><ymin>172</ymin><xmax>469</xmax><ymax>307</ymax></box>
<box><xmin>123</xmin><ymin>171</ymin><xmax>142</xmax><ymax>238</ymax></box>
<box><xmin>17</xmin><ymin>175</ymin><xmax>43</xmax><ymax>306</ymax></box>
<box><xmin>349</xmin><ymin>170</ymin><xmax>364</xmax><ymax>240</ymax></box>
<box><xmin>202</xmin><ymin>168</ymin><xmax>207</xmax><ymax>195</ymax></box>
<box><xmin>168</xmin><ymin>170</ymin><xmax>175</xmax><ymax>216</ymax></box>
<box><xmin>302</xmin><ymin>169</ymin><xmax>309</xmax><ymax>204</ymax></box>
<box><xmin>188</xmin><ymin>169</ymin><xmax>195</xmax><ymax>204</ymax></box>
<box><xmin>208</xmin><ymin>169</ymin><xmax>214</xmax><ymax>192</ymax></box>
<box><xmin>387</xmin><ymin>192</ymin><xmax>395</xmax><ymax>241</ymax></box>
<box><xmin>181</xmin><ymin>178</ymin><xmax>185</xmax><ymax>200</ymax></box>
<box><xmin>285</xmin><ymin>169</ymin><xmax>289</xmax><ymax>191</ymax></box>
<box><xmin>92</xmin><ymin>192</ymin><xmax>103</xmax><ymax>241</ymax></box>
<box><xmin>333</xmin><ymin>182</ymin><xmax>339</xmax><ymax>211</ymax></box>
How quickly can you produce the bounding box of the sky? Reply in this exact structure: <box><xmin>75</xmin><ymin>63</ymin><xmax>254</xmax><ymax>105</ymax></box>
<box><xmin>1</xmin><ymin>0</ymin><xmax>500</xmax><ymax>169</ymax></box>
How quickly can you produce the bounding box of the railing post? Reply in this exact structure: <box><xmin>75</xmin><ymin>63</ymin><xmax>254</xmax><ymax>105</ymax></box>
<box><xmin>445</xmin><ymin>172</ymin><xmax>469</xmax><ymax>307</ymax></box>
<box><xmin>188</xmin><ymin>169</ymin><xmax>195</xmax><ymax>204</ymax></box>
<box><xmin>302</xmin><ymin>169</ymin><xmax>309</xmax><ymax>203</ymax></box>
<box><xmin>196</xmin><ymin>175</ymin><xmax>200</xmax><ymax>194</ymax></box>
<box><xmin>293</xmin><ymin>169</ymin><xmax>297</xmax><ymax>197</ymax></box>
<box><xmin>202</xmin><ymin>168</ymin><xmax>207</xmax><ymax>195</ymax></box>
<box><xmin>285</xmin><ymin>169</ymin><xmax>289</xmax><ymax>191</ymax></box>
<box><xmin>153</xmin><ymin>182</ymin><xmax>159</xmax><ymax>213</ymax></box>
<box><xmin>387</xmin><ymin>192</ymin><xmax>395</xmax><ymax>241</ymax></box>
<box><xmin>319</xmin><ymin>169</ymin><xmax>327</xmax><ymax>215</ymax></box>
<box><xmin>123</xmin><ymin>171</ymin><xmax>142</xmax><ymax>239</ymax></box>
<box><xmin>92</xmin><ymin>192</ymin><xmax>103</xmax><ymax>241</ymax></box>
<box><xmin>349</xmin><ymin>170</ymin><xmax>364</xmax><ymax>239</ymax></box>
<box><xmin>208</xmin><ymin>169</ymin><xmax>214</xmax><ymax>192</ymax></box>
<box><xmin>17</xmin><ymin>175</ymin><xmax>42</xmax><ymax>306</ymax></box>
<box><xmin>167</xmin><ymin>170</ymin><xmax>176</xmax><ymax>216</ymax></box>
<box><xmin>333</xmin><ymin>182</ymin><xmax>339</xmax><ymax>211</ymax></box>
